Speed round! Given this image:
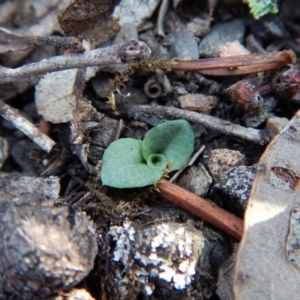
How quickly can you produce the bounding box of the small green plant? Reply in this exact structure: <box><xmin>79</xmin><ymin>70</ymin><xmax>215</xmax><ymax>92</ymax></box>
<box><xmin>101</xmin><ymin>120</ymin><xmax>194</xmax><ymax>188</ymax></box>
<box><xmin>244</xmin><ymin>0</ymin><xmax>278</xmax><ymax>19</ymax></box>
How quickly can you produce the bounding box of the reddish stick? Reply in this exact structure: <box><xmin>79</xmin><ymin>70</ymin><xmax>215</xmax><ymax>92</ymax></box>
<box><xmin>157</xmin><ymin>179</ymin><xmax>244</xmax><ymax>240</ymax></box>
<box><xmin>171</xmin><ymin>50</ymin><xmax>296</xmax><ymax>76</ymax></box>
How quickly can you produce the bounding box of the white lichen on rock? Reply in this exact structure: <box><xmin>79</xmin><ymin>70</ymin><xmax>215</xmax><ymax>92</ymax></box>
<box><xmin>107</xmin><ymin>220</ymin><xmax>211</xmax><ymax>297</ymax></box>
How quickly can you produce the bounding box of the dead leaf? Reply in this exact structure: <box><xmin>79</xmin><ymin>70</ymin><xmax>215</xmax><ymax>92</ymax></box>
<box><xmin>57</xmin><ymin>0</ymin><xmax>120</xmax><ymax>42</ymax></box>
<box><xmin>233</xmin><ymin>110</ymin><xmax>300</xmax><ymax>299</ymax></box>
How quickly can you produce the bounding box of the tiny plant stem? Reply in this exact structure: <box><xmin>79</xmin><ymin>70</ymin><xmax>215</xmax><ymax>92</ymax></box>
<box><xmin>157</xmin><ymin>180</ymin><xmax>244</xmax><ymax>240</ymax></box>
<box><xmin>171</xmin><ymin>50</ymin><xmax>296</xmax><ymax>76</ymax></box>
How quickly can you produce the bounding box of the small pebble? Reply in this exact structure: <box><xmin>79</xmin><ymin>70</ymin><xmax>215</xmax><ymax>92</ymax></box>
<box><xmin>250</xmin><ymin>15</ymin><xmax>287</xmax><ymax>40</ymax></box>
<box><xmin>113</xmin><ymin>22</ymin><xmax>138</xmax><ymax>44</ymax></box>
<box><xmin>177</xmin><ymin>163</ymin><xmax>213</xmax><ymax>197</ymax></box>
<box><xmin>208</xmin><ymin>149</ymin><xmax>246</xmax><ymax>182</ymax></box>
<box><xmin>199</xmin><ymin>19</ymin><xmax>245</xmax><ymax>57</ymax></box>
<box><xmin>186</xmin><ymin>17</ymin><xmax>211</xmax><ymax>37</ymax></box>
<box><xmin>178</xmin><ymin>93</ymin><xmax>219</xmax><ymax>113</ymax></box>
<box><xmin>266</xmin><ymin>115</ymin><xmax>289</xmax><ymax>139</ymax></box>
<box><xmin>212</xmin><ymin>165</ymin><xmax>256</xmax><ymax>217</ymax></box>
<box><xmin>112</xmin><ymin>0</ymin><xmax>161</xmax><ymax>26</ymax></box>
<box><xmin>167</xmin><ymin>31</ymin><xmax>199</xmax><ymax>60</ymax></box>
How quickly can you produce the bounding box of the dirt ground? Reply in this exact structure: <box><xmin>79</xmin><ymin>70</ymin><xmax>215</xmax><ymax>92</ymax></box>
<box><xmin>0</xmin><ymin>0</ymin><xmax>300</xmax><ymax>299</ymax></box>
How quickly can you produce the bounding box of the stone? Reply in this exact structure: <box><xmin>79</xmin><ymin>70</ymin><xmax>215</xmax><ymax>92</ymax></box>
<box><xmin>199</xmin><ymin>19</ymin><xmax>245</xmax><ymax>57</ymax></box>
<box><xmin>105</xmin><ymin>220</ymin><xmax>229</xmax><ymax>299</ymax></box>
<box><xmin>113</xmin><ymin>22</ymin><xmax>138</xmax><ymax>44</ymax></box>
<box><xmin>178</xmin><ymin>93</ymin><xmax>219</xmax><ymax>113</ymax></box>
<box><xmin>265</xmin><ymin>115</ymin><xmax>289</xmax><ymax>139</ymax></box>
<box><xmin>167</xmin><ymin>31</ymin><xmax>199</xmax><ymax>60</ymax></box>
<box><xmin>177</xmin><ymin>163</ymin><xmax>213</xmax><ymax>197</ymax></box>
<box><xmin>213</xmin><ymin>165</ymin><xmax>257</xmax><ymax>217</ymax></box>
<box><xmin>219</xmin><ymin>41</ymin><xmax>250</xmax><ymax>57</ymax></box>
<box><xmin>186</xmin><ymin>17</ymin><xmax>211</xmax><ymax>37</ymax></box>
<box><xmin>112</xmin><ymin>0</ymin><xmax>160</xmax><ymax>26</ymax></box>
<box><xmin>208</xmin><ymin>149</ymin><xmax>246</xmax><ymax>182</ymax></box>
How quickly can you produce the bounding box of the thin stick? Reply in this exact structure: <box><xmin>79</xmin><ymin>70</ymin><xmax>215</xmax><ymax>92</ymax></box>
<box><xmin>0</xmin><ymin>100</ymin><xmax>56</xmax><ymax>153</ymax></box>
<box><xmin>123</xmin><ymin>104</ymin><xmax>270</xmax><ymax>145</ymax></box>
<box><xmin>156</xmin><ymin>0</ymin><xmax>169</xmax><ymax>37</ymax></box>
<box><xmin>172</xmin><ymin>50</ymin><xmax>296</xmax><ymax>76</ymax></box>
<box><xmin>0</xmin><ymin>40</ymin><xmax>151</xmax><ymax>84</ymax></box>
<box><xmin>157</xmin><ymin>179</ymin><xmax>244</xmax><ymax>240</ymax></box>
<box><xmin>169</xmin><ymin>145</ymin><xmax>205</xmax><ymax>183</ymax></box>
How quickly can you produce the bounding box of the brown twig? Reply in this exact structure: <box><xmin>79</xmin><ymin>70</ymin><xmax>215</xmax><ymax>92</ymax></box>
<box><xmin>171</xmin><ymin>50</ymin><xmax>296</xmax><ymax>76</ymax></box>
<box><xmin>0</xmin><ymin>40</ymin><xmax>151</xmax><ymax>84</ymax></box>
<box><xmin>157</xmin><ymin>179</ymin><xmax>244</xmax><ymax>240</ymax></box>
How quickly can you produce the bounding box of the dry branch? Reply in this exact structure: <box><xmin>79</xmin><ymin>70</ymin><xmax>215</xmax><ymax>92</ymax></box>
<box><xmin>0</xmin><ymin>99</ymin><xmax>56</xmax><ymax>153</ymax></box>
<box><xmin>123</xmin><ymin>104</ymin><xmax>270</xmax><ymax>145</ymax></box>
<box><xmin>0</xmin><ymin>40</ymin><xmax>151</xmax><ymax>84</ymax></box>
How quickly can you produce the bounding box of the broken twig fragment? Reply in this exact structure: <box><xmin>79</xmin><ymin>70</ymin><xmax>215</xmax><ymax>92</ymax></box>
<box><xmin>172</xmin><ymin>50</ymin><xmax>296</xmax><ymax>76</ymax></box>
<box><xmin>0</xmin><ymin>99</ymin><xmax>56</xmax><ymax>153</ymax></box>
<box><xmin>0</xmin><ymin>40</ymin><xmax>151</xmax><ymax>84</ymax></box>
<box><xmin>123</xmin><ymin>105</ymin><xmax>270</xmax><ymax>144</ymax></box>
<box><xmin>158</xmin><ymin>180</ymin><xmax>244</xmax><ymax>240</ymax></box>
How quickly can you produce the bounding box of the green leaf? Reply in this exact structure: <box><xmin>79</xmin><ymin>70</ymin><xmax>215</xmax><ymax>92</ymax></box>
<box><xmin>146</xmin><ymin>154</ymin><xmax>168</xmax><ymax>170</ymax></box>
<box><xmin>244</xmin><ymin>0</ymin><xmax>278</xmax><ymax>19</ymax></box>
<box><xmin>101</xmin><ymin>138</ymin><xmax>164</xmax><ymax>188</ymax></box>
<box><xmin>142</xmin><ymin>119</ymin><xmax>194</xmax><ymax>171</ymax></box>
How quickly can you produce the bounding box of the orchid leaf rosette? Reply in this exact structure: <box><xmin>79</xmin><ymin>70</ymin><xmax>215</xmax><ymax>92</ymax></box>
<box><xmin>101</xmin><ymin>120</ymin><xmax>194</xmax><ymax>188</ymax></box>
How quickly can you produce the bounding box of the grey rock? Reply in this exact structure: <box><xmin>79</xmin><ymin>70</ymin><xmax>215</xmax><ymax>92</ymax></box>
<box><xmin>172</xmin><ymin>81</ymin><xmax>188</xmax><ymax>95</ymax></box>
<box><xmin>186</xmin><ymin>17</ymin><xmax>211</xmax><ymax>37</ymax></box>
<box><xmin>105</xmin><ymin>220</ymin><xmax>229</xmax><ymax>299</ymax></box>
<box><xmin>0</xmin><ymin>172</ymin><xmax>60</xmax><ymax>203</ymax></box>
<box><xmin>250</xmin><ymin>15</ymin><xmax>287</xmax><ymax>40</ymax></box>
<box><xmin>208</xmin><ymin>149</ymin><xmax>246</xmax><ymax>182</ymax></box>
<box><xmin>177</xmin><ymin>163</ymin><xmax>213</xmax><ymax>197</ymax></box>
<box><xmin>199</xmin><ymin>19</ymin><xmax>245</xmax><ymax>57</ymax></box>
<box><xmin>11</xmin><ymin>140</ymin><xmax>40</xmax><ymax>175</ymax></box>
<box><xmin>213</xmin><ymin>165</ymin><xmax>257</xmax><ymax>217</ymax></box>
<box><xmin>138</xmin><ymin>35</ymin><xmax>169</xmax><ymax>59</ymax></box>
<box><xmin>92</xmin><ymin>75</ymin><xmax>113</xmax><ymax>99</ymax></box>
<box><xmin>266</xmin><ymin>115</ymin><xmax>289</xmax><ymax>139</ymax></box>
<box><xmin>113</xmin><ymin>22</ymin><xmax>138</xmax><ymax>44</ymax></box>
<box><xmin>167</xmin><ymin>31</ymin><xmax>199</xmax><ymax>60</ymax></box>
<box><xmin>113</xmin><ymin>0</ymin><xmax>160</xmax><ymax>26</ymax></box>
<box><xmin>243</xmin><ymin>109</ymin><xmax>268</xmax><ymax>128</ymax></box>
<box><xmin>0</xmin><ymin>201</ymin><xmax>97</xmax><ymax>299</ymax></box>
